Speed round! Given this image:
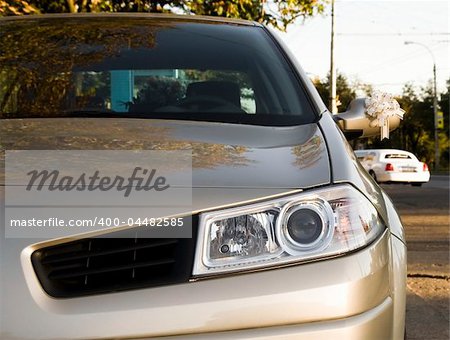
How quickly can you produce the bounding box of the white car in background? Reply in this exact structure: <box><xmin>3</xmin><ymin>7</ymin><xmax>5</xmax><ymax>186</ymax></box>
<box><xmin>355</xmin><ymin>149</ymin><xmax>430</xmax><ymax>186</ymax></box>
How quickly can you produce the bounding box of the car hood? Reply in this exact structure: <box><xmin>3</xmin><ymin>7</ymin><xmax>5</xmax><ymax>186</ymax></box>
<box><xmin>0</xmin><ymin>118</ymin><xmax>330</xmax><ymax>210</ymax></box>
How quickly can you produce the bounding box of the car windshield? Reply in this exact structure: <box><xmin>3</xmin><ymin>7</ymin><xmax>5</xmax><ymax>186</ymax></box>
<box><xmin>0</xmin><ymin>16</ymin><xmax>316</xmax><ymax>126</ymax></box>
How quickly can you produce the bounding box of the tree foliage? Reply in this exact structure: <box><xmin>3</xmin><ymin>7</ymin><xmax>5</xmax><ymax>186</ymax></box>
<box><xmin>365</xmin><ymin>81</ymin><xmax>450</xmax><ymax>170</ymax></box>
<box><xmin>313</xmin><ymin>71</ymin><xmax>449</xmax><ymax>170</ymax></box>
<box><xmin>313</xmin><ymin>72</ymin><xmax>360</xmax><ymax>112</ymax></box>
<box><xmin>0</xmin><ymin>0</ymin><xmax>39</xmax><ymax>15</ymax></box>
<box><xmin>0</xmin><ymin>0</ymin><xmax>328</xmax><ymax>31</ymax></box>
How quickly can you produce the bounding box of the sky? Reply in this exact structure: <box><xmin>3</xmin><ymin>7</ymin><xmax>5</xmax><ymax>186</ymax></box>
<box><xmin>277</xmin><ymin>0</ymin><xmax>450</xmax><ymax>96</ymax></box>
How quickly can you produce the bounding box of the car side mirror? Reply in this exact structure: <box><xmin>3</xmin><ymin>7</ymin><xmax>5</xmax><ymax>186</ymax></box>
<box><xmin>334</xmin><ymin>96</ymin><xmax>403</xmax><ymax>140</ymax></box>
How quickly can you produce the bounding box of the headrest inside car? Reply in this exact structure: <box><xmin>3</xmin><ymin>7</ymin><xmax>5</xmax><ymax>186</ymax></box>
<box><xmin>186</xmin><ymin>81</ymin><xmax>241</xmax><ymax>108</ymax></box>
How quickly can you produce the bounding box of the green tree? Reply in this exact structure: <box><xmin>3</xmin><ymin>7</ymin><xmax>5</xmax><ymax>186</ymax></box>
<box><xmin>384</xmin><ymin>84</ymin><xmax>434</xmax><ymax>164</ymax></box>
<box><xmin>0</xmin><ymin>0</ymin><xmax>328</xmax><ymax>31</ymax></box>
<box><xmin>312</xmin><ymin>72</ymin><xmax>361</xmax><ymax>112</ymax></box>
<box><xmin>0</xmin><ymin>0</ymin><xmax>39</xmax><ymax>15</ymax></box>
<box><xmin>365</xmin><ymin>81</ymin><xmax>450</xmax><ymax>170</ymax></box>
<box><xmin>187</xmin><ymin>0</ymin><xmax>327</xmax><ymax>31</ymax></box>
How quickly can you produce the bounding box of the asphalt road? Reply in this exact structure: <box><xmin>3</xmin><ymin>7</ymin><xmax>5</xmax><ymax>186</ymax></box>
<box><xmin>382</xmin><ymin>176</ymin><xmax>449</xmax><ymax>340</ymax></box>
<box><xmin>423</xmin><ymin>175</ymin><xmax>450</xmax><ymax>189</ymax></box>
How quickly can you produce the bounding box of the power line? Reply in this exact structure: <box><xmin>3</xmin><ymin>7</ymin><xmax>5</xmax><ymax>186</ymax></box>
<box><xmin>357</xmin><ymin>42</ymin><xmax>445</xmax><ymax>76</ymax></box>
<box><xmin>358</xmin><ymin>49</ymin><xmax>432</xmax><ymax>75</ymax></box>
<box><xmin>337</xmin><ymin>33</ymin><xmax>450</xmax><ymax>36</ymax></box>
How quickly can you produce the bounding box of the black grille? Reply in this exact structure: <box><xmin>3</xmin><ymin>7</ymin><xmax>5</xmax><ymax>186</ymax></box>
<box><xmin>31</xmin><ymin>217</ymin><xmax>197</xmax><ymax>298</ymax></box>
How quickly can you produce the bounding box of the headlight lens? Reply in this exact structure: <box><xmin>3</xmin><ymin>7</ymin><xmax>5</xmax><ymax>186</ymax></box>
<box><xmin>287</xmin><ymin>209</ymin><xmax>324</xmax><ymax>244</ymax></box>
<box><xmin>278</xmin><ymin>199</ymin><xmax>334</xmax><ymax>254</ymax></box>
<box><xmin>193</xmin><ymin>185</ymin><xmax>385</xmax><ymax>276</ymax></box>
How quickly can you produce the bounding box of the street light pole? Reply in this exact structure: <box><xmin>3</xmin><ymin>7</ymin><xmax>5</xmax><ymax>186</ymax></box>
<box><xmin>405</xmin><ymin>41</ymin><xmax>440</xmax><ymax>170</ymax></box>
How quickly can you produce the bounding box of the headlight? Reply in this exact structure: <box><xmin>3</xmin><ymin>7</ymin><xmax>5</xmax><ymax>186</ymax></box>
<box><xmin>193</xmin><ymin>185</ymin><xmax>384</xmax><ymax>276</ymax></box>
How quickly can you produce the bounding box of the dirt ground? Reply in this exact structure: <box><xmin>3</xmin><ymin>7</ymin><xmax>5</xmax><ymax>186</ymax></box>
<box><xmin>382</xmin><ymin>184</ymin><xmax>449</xmax><ymax>340</ymax></box>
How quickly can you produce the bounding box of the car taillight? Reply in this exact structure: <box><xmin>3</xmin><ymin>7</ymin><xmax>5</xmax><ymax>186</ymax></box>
<box><xmin>423</xmin><ymin>163</ymin><xmax>429</xmax><ymax>171</ymax></box>
<box><xmin>385</xmin><ymin>163</ymin><xmax>394</xmax><ymax>171</ymax></box>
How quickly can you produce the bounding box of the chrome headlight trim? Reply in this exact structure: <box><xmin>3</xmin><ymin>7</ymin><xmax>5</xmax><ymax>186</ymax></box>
<box><xmin>193</xmin><ymin>184</ymin><xmax>385</xmax><ymax>276</ymax></box>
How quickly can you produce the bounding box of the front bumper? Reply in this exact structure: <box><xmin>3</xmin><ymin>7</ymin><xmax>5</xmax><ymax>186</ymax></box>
<box><xmin>2</xmin><ymin>231</ymin><xmax>397</xmax><ymax>340</ymax></box>
<box><xmin>157</xmin><ymin>297</ymin><xmax>393</xmax><ymax>340</ymax></box>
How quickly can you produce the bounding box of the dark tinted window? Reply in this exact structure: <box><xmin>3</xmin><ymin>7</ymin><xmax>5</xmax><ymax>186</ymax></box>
<box><xmin>384</xmin><ymin>154</ymin><xmax>412</xmax><ymax>159</ymax></box>
<box><xmin>0</xmin><ymin>16</ymin><xmax>316</xmax><ymax>125</ymax></box>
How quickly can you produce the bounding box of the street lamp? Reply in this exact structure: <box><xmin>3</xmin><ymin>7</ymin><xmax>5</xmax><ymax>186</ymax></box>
<box><xmin>404</xmin><ymin>41</ymin><xmax>440</xmax><ymax>170</ymax></box>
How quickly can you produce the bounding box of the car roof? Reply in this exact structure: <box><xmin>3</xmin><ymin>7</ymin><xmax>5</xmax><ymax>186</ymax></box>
<box><xmin>355</xmin><ymin>149</ymin><xmax>412</xmax><ymax>154</ymax></box>
<box><xmin>0</xmin><ymin>12</ymin><xmax>261</xmax><ymax>27</ymax></box>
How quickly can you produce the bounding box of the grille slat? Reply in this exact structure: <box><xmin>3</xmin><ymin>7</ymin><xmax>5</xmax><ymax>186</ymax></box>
<box><xmin>45</xmin><ymin>262</ymin><xmax>86</xmax><ymax>271</ymax></box>
<box><xmin>31</xmin><ymin>216</ymin><xmax>197</xmax><ymax>298</ymax></box>
<box><xmin>41</xmin><ymin>239</ymin><xmax>178</xmax><ymax>265</ymax></box>
<box><xmin>48</xmin><ymin>258</ymin><xmax>176</xmax><ymax>280</ymax></box>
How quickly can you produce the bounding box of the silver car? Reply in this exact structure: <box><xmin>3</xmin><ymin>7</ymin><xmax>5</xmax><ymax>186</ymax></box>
<box><xmin>0</xmin><ymin>14</ymin><xmax>406</xmax><ymax>340</ymax></box>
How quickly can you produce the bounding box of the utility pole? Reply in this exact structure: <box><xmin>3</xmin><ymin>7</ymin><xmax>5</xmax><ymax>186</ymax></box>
<box><xmin>405</xmin><ymin>41</ymin><xmax>440</xmax><ymax>170</ymax></box>
<box><xmin>432</xmin><ymin>62</ymin><xmax>439</xmax><ymax>170</ymax></box>
<box><xmin>329</xmin><ymin>0</ymin><xmax>337</xmax><ymax>114</ymax></box>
